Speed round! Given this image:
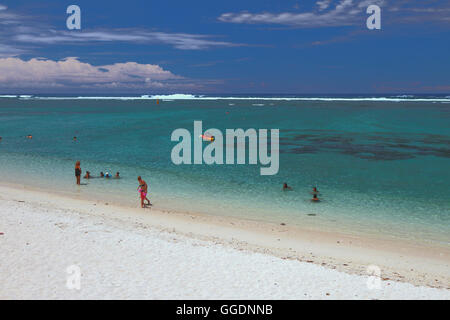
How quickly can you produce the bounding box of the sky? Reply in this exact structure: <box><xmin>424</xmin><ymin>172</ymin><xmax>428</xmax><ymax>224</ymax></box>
<box><xmin>0</xmin><ymin>0</ymin><xmax>449</xmax><ymax>94</ymax></box>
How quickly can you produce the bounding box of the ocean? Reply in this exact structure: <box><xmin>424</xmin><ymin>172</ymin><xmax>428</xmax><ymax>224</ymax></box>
<box><xmin>0</xmin><ymin>94</ymin><xmax>449</xmax><ymax>245</ymax></box>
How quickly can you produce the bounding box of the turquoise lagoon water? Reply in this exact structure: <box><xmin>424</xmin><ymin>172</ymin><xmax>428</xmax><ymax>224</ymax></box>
<box><xmin>0</xmin><ymin>95</ymin><xmax>449</xmax><ymax>245</ymax></box>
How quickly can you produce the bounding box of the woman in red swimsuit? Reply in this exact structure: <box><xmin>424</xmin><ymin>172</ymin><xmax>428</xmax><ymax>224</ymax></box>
<box><xmin>137</xmin><ymin>176</ymin><xmax>151</xmax><ymax>208</ymax></box>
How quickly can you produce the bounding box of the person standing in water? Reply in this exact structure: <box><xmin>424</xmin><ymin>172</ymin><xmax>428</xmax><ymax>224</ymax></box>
<box><xmin>75</xmin><ymin>161</ymin><xmax>82</xmax><ymax>185</ymax></box>
<box><xmin>137</xmin><ymin>176</ymin><xmax>151</xmax><ymax>208</ymax></box>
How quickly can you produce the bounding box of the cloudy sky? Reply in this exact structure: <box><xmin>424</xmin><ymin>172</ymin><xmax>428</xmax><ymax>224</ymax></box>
<box><xmin>0</xmin><ymin>0</ymin><xmax>449</xmax><ymax>93</ymax></box>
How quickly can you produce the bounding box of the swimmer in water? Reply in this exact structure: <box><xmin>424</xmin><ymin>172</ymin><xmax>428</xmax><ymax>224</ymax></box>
<box><xmin>105</xmin><ymin>172</ymin><xmax>111</xmax><ymax>178</ymax></box>
<box><xmin>75</xmin><ymin>161</ymin><xmax>81</xmax><ymax>185</ymax></box>
<box><xmin>73</xmin><ymin>136</ymin><xmax>77</xmax><ymax>141</ymax></box>
<box><xmin>115</xmin><ymin>172</ymin><xmax>120</xmax><ymax>179</ymax></box>
<box><xmin>83</xmin><ymin>171</ymin><xmax>91</xmax><ymax>179</ymax></box>
<box><xmin>27</xmin><ymin>134</ymin><xmax>33</xmax><ymax>139</ymax></box>
<box><xmin>100</xmin><ymin>172</ymin><xmax>104</xmax><ymax>178</ymax></box>
<box><xmin>282</xmin><ymin>183</ymin><xmax>292</xmax><ymax>191</ymax></box>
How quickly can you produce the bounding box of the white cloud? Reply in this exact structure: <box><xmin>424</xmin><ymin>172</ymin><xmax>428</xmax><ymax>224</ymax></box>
<box><xmin>316</xmin><ymin>0</ymin><xmax>332</xmax><ymax>11</ymax></box>
<box><xmin>218</xmin><ymin>0</ymin><xmax>388</xmax><ymax>27</ymax></box>
<box><xmin>220</xmin><ymin>0</ymin><xmax>450</xmax><ymax>28</ymax></box>
<box><xmin>0</xmin><ymin>44</ymin><xmax>26</xmax><ymax>57</ymax></box>
<box><xmin>12</xmin><ymin>30</ymin><xmax>240</xmax><ymax>50</ymax></box>
<box><xmin>0</xmin><ymin>57</ymin><xmax>185</xmax><ymax>89</ymax></box>
<box><xmin>0</xmin><ymin>5</ymin><xmax>241</xmax><ymax>54</ymax></box>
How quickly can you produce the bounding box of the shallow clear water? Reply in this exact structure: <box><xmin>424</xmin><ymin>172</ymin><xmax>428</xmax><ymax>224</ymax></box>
<box><xmin>0</xmin><ymin>95</ymin><xmax>449</xmax><ymax>245</ymax></box>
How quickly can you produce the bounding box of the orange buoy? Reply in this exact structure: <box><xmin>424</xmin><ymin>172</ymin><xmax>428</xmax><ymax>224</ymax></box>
<box><xmin>199</xmin><ymin>134</ymin><xmax>215</xmax><ymax>142</ymax></box>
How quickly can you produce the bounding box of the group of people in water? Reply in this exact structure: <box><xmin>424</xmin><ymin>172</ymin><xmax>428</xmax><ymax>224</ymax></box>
<box><xmin>83</xmin><ymin>171</ymin><xmax>120</xmax><ymax>179</ymax></box>
<box><xmin>75</xmin><ymin>161</ymin><xmax>151</xmax><ymax>208</ymax></box>
<box><xmin>283</xmin><ymin>183</ymin><xmax>321</xmax><ymax>202</ymax></box>
<box><xmin>75</xmin><ymin>160</ymin><xmax>319</xmax><ymax>208</ymax></box>
<box><xmin>75</xmin><ymin>161</ymin><xmax>120</xmax><ymax>183</ymax></box>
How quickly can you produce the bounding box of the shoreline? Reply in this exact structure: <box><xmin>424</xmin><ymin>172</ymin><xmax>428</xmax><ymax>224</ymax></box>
<box><xmin>1</xmin><ymin>149</ymin><xmax>449</xmax><ymax>248</ymax></box>
<box><xmin>0</xmin><ymin>182</ymin><xmax>449</xmax><ymax>292</ymax></box>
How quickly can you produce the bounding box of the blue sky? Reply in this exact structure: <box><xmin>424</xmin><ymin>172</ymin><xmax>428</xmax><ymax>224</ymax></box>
<box><xmin>0</xmin><ymin>0</ymin><xmax>449</xmax><ymax>94</ymax></box>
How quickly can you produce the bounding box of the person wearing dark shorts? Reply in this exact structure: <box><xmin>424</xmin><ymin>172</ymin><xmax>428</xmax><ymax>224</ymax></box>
<box><xmin>75</xmin><ymin>161</ymin><xmax>81</xmax><ymax>185</ymax></box>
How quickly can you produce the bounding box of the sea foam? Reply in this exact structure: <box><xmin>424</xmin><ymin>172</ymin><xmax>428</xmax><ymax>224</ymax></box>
<box><xmin>13</xmin><ymin>93</ymin><xmax>450</xmax><ymax>102</ymax></box>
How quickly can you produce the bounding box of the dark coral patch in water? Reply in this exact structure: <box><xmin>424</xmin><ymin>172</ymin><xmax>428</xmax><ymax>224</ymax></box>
<box><xmin>278</xmin><ymin>130</ymin><xmax>450</xmax><ymax>160</ymax></box>
<box><xmin>281</xmin><ymin>146</ymin><xmax>318</xmax><ymax>154</ymax></box>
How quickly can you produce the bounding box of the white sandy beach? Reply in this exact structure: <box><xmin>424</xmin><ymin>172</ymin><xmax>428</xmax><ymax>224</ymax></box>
<box><xmin>0</xmin><ymin>184</ymin><xmax>449</xmax><ymax>300</ymax></box>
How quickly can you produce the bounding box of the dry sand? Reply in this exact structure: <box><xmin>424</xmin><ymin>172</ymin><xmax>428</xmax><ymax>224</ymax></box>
<box><xmin>0</xmin><ymin>183</ymin><xmax>449</xmax><ymax>299</ymax></box>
